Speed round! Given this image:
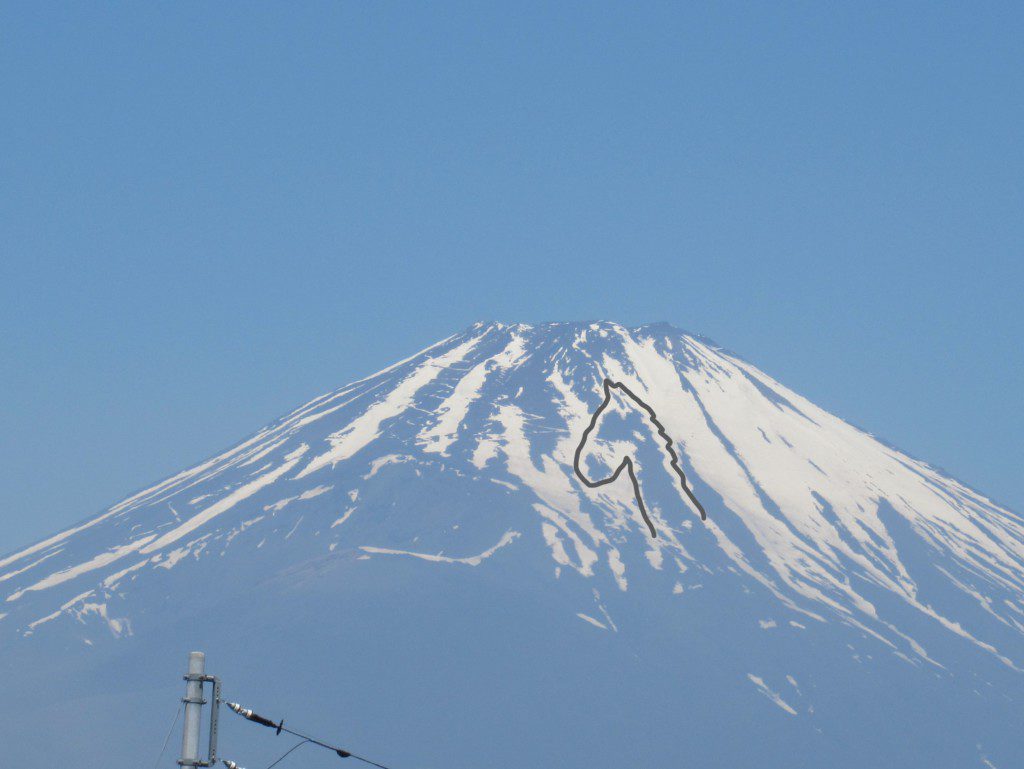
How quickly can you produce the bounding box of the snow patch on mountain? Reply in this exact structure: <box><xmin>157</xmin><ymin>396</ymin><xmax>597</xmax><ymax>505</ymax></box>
<box><xmin>2</xmin><ymin>321</ymin><xmax>1022</xmax><ymax>680</ymax></box>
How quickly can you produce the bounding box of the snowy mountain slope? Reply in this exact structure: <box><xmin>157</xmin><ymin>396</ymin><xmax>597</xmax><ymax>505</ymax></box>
<box><xmin>1</xmin><ymin>321</ymin><xmax>1022</xmax><ymax>768</ymax></box>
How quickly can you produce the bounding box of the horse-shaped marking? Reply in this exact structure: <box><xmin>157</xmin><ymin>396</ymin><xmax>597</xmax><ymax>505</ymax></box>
<box><xmin>573</xmin><ymin>378</ymin><xmax>707</xmax><ymax>538</ymax></box>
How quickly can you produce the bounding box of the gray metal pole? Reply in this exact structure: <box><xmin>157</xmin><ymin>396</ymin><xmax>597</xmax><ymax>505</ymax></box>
<box><xmin>179</xmin><ymin>651</ymin><xmax>206</xmax><ymax>766</ymax></box>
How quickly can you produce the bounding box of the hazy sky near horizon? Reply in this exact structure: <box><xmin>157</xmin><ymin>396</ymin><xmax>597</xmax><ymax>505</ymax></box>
<box><xmin>2</xmin><ymin>3</ymin><xmax>1021</xmax><ymax>551</ymax></box>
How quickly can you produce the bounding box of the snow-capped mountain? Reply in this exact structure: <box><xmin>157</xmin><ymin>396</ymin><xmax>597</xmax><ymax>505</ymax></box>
<box><xmin>2</xmin><ymin>322</ymin><xmax>1022</xmax><ymax>768</ymax></box>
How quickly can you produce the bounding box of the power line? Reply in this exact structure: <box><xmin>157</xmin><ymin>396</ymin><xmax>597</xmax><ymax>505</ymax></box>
<box><xmin>264</xmin><ymin>738</ymin><xmax>310</xmax><ymax>769</ymax></box>
<box><xmin>225</xmin><ymin>701</ymin><xmax>394</xmax><ymax>769</ymax></box>
<box><xmin>153</xmin><ymin>702</ymin><xmax>182</xmax><ymax>768</ymax></box>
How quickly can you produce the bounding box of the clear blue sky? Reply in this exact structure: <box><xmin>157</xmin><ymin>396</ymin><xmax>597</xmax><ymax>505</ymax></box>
<box><xmin>2</xmin><ymin>2</ymin><xmax>1021</xmax><ymax>552</ymax></box>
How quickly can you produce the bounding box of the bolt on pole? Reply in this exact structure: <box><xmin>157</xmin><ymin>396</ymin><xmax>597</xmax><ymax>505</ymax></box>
<box><xmin>179</xmin><ymin>651</ymin><xmax>206</xmax><ymax>767</ymax></box>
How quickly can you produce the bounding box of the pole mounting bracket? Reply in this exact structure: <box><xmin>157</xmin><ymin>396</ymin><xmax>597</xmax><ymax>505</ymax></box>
<box><xmin>177</xmin><ymin>673</ymin><xmax>221</xmax><ymax>768</ymax></box>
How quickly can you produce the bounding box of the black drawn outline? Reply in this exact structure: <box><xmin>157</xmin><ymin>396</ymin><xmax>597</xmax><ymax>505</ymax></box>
<box><xmin>573</xmin><ymin>379</ymin><xmax>707</xmax><ymax>538</ymax></box>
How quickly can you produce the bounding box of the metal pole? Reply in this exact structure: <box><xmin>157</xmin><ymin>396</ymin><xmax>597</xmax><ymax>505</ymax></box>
<box><xmin>179</xmin><ymin>651</ymin><xmax>206</xmax><ymax>767</ymax></box>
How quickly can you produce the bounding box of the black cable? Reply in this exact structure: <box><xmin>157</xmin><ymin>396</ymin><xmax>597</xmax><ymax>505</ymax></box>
<box><xmin>153</xmin><ymin>702</ymin><xmax>182</xmax><ymax>768</ymax></box>
<box><xmin>264</xmin><ymin>738</ymin><xmax>310</xmax><ymax>769</ymax></box>
<box><xmin>276</xmin><ymin>724</ymin><xmax>391</xmax><ymax>769</ymax></box>
<box><xmin>227</xmin><ymin>701</ymin><xmax>394</xmax><ymax>769</ymax></box>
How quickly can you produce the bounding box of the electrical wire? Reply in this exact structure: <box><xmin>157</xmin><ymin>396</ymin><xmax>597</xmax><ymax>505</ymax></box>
<box><xmin>264</xmin><ymin>738</ymin><xmax>310</xmax><ymax>769</ymax></box>
<box><xmin>226</xmin><ymin>701</ymin><xmax>394</xmax><ymax>769</ymax></box>
<box><xmin>276</xmin><ymin>725</ymin><xmax>391</xmax><ymax>769</ymax></box>
<box><xmin>153</xmin><ymin>702</ymin><xmax>182</xmax><ymax>768</ymax></box>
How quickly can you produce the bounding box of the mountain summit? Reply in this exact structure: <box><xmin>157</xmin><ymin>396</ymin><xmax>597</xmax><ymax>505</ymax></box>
<box><xmin>2</xmin><ymin>322</ymin><xmax>1022</xmax><ymax>768</ymax></box>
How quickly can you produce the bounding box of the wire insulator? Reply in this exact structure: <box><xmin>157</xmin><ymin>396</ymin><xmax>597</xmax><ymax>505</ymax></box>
<box><xmin>227</xmin><ymin>699</ymin><xmax>391</xmax><ymax>768</ymax></box>
<box><xmin>227</xmin><ymin>702</ymin><xmax>283</xmax><ymax>731</ymax></box>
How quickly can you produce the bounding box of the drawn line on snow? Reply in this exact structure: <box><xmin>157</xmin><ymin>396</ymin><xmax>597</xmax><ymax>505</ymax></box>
<box><xmin>573</xmin><ymin>378</ymin><xmax>707</xmax><ymax>538</ymax></box>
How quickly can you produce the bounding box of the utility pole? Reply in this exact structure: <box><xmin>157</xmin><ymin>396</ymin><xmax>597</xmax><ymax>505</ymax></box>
<box><xmin>179</xmin><ymin>651</ymin><xmax>206</xmax><ymax>766</ymax></box>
